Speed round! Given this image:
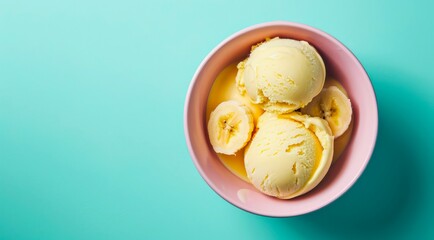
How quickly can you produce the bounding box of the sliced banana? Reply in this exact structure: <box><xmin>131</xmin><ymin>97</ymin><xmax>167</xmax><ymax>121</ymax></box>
<box><xmin>301</xmin><ymin>86</ymin><xmax>352</xmax><ymax>138</ymax></box>
<box><xmin>323</xmin><ymin>76</ymin><xmax>348</xmax><ymax>96</ymax></box>
<box><xmin>208</xmin><ymin>100</ymin><xmax>254</xmax><ymax>155</ymax></box>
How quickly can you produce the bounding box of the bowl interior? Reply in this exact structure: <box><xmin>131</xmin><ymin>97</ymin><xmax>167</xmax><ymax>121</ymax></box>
<box><xmin>185</xmin><ymin>22</ymin><xmax>378</xmax><ymax>217</ymax></box>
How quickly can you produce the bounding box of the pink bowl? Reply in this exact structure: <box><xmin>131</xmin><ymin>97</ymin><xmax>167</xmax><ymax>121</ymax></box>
<box><xmin>184</xmin><ymin>21</ymin><xmax>378</xmax><ymax>217</ymax></box>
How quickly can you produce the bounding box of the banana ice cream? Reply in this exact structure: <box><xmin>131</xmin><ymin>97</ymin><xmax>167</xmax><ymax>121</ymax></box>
<box><xmin>244</xmin><ymin>112</ymin><xmax>333</xmax><ymax>199</ymax></box>
<box><xmin>206</xmin><ymin>37</ymin><xmax>353</xmax><ymax>200</ymax></box>
<box><xmin>236</xmin><ymin>37</ymin><xmax>326</xmax><ymax>113</ymax></box>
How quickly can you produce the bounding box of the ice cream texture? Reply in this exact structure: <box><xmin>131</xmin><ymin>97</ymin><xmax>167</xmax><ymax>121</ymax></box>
<box><xmin>206</xmin><ymin>38</ymin><xmax>353</xmax><ymax>199</ymax></box>
<box><xmin>244</xmin><ymin>112</ymin><xmax>334</xmax><ymax>199</ymax></box>
<box><xmin>206</xmin><ymin>64</ymin><xmax>352</xmax><ymax>184</ymax></box>
<box><xmin>236</xmin><ymin>37</ymin><xmax>326</xmax><ymax>113</ymax></box>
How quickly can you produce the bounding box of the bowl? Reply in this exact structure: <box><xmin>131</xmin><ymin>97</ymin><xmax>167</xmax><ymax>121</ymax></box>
<box><xmin>184</xmin><ymin>21</ymin><xmax>378</xmax><ymax>217</ymax></box>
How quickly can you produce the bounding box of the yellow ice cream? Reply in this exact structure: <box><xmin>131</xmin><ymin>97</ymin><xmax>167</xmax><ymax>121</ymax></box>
<box><xmin>244</xmin><ymin>112</ymin><xmax>333</xmax><ymax>199</ymax></box>
<box><xmin>236</xmin><ymin>37</ymin><xmax>326</xmax><ymax>113</ymax></box>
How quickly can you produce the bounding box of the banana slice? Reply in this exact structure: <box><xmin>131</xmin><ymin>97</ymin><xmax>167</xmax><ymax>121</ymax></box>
<box><xmin>301</xmin><ymin>86</ymin><xmax>352</xmax><ymax>138</ymax></box>
<box><xmin>323</xmin><ymin>76</ymin><xmax>348</xmax><ymax>96</ymax></box>
<box><xmin>208</xmin><ymin>100</ymin><xmax>254</xmax><ymax>155</ymax></box>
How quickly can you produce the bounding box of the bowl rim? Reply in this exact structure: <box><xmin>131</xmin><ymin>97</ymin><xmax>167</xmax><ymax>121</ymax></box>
<box><xmin>184</xmin><ymin>21</ymin><xmax>378</xmax><ymax>217</ymax></box>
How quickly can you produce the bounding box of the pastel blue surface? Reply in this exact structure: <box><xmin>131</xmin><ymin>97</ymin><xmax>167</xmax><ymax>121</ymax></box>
<box><xmin>1</xmin><ymin>0</ymin><xmax>433</xmax><ymax>239</ymax></box>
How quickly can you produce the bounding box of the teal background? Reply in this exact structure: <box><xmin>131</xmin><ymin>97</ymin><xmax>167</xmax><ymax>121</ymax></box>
<box><xmin>1</xmin><ymin>0</ymin><xmax>433</xmax><ymax>239</ymax></box>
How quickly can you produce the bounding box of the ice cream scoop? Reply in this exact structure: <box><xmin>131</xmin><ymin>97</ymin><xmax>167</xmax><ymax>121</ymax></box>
<box><xmin>236</xmin><ymin>37</ymin><xmax>326</xmax><ymax>113</ymax></box>
<box><xmin>244</xmin><ymin>112</ymin><xmax>333</xmax><ymax>199</ymax></box>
